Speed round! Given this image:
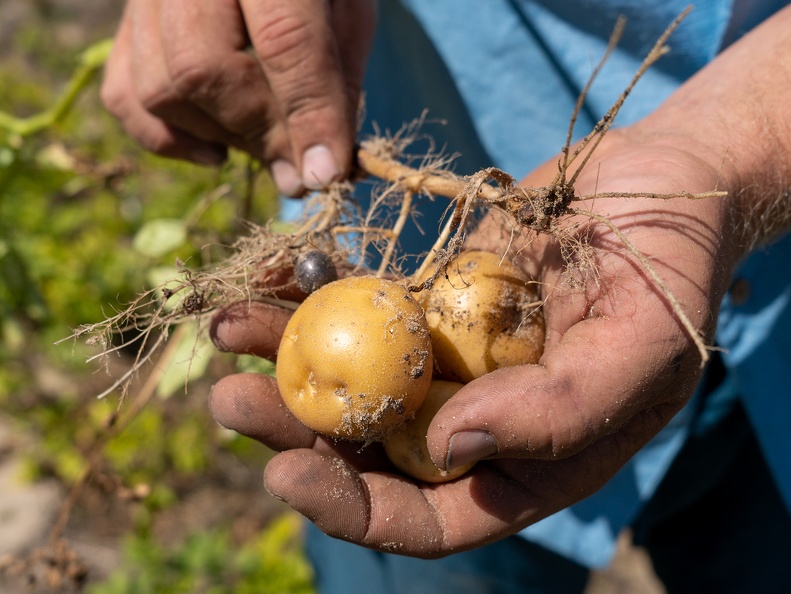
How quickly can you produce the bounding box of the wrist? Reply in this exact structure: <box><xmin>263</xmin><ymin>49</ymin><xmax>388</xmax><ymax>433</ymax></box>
<box><xmin>636</xmin><ymin>6</ymin><xmax>791</xmax><ymax>257</ymax></box>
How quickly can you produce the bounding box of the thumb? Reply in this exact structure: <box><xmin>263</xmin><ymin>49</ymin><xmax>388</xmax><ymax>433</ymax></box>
<box><xmin>425</xmin><ymin>365</ymin><xmax>578</xmax><ymax>473</ymax></box>
<box><xmin>426</xmin><ymin>312</ymin><xmax>694</xmax><ymax>473</ymax></box>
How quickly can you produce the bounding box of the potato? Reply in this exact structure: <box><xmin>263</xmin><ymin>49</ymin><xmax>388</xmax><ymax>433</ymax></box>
<box><xmin>383</xmin><ymin>380</ymin><xmax>474</xmax><ymax>482</ymax></box>
<box><xmin>421</xmin><ymin>251</ymin><xmax>544</xmax><ymax>383</ymax></box>
<box><xmin>276</xmin><ymin>276</ymin><xmax>433</xmax><ymax>441</ymax></box>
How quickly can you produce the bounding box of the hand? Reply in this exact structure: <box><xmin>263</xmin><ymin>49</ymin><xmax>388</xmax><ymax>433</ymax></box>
<box><xmin>207</xmin><ymin>127</ymin><xmax>738</xmax><ymax>557</ymax></box>
<box><xmin>101</xmin><ymin>0</ymin><xmax>376</xmax><ymax>195</ymax></box>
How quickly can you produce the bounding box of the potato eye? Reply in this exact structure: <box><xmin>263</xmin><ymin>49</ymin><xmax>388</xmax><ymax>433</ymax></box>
<box><xmin>295</xmin><ymin>250</ymin><xmax>338</xmax><ymax>294</ymax></box>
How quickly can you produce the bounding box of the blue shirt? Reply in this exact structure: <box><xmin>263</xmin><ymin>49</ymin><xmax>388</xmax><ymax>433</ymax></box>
<box><xmin>355</xmin><ymin>0</ymin><xmax>791</xmax><ymax>567</ymax></box>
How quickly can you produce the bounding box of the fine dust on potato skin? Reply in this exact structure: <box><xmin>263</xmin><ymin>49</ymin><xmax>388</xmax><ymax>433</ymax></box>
<box><xmin>331</xmin><ymin>284</ymin><xmax>432</xmax><ymax>443</ymax></box>
<box><xmin>329</xmin><ymin>347</ymin><xmax>432</xmax><ymax>444</ymax></box>
<box><xmin>336</xmin><ymin>387</ymin><xmax>410</xmax><ymax>444</ymax></box>
<box><xmin>444</xmin><ymin>257</ymin><xmax>542</xmax><ymax>337</ymax></box>
<box><xmin>404</xmin><ymin>347</ymin><xmax>431</xmax><ymax>380</ymax></box>
<box><xmin>280</xmin><ymin>276</ymin><xmax>433</xmax><ymax>444</ymax></box>
<box><xmin>422</xmin><ymin>253</ymin><xmax>545</xmax><ymax>381</ymax></box>
<box><xmin>486</xmin><ymin>279</ymin><xmax>545</xmax><ymax>361</ymax></box>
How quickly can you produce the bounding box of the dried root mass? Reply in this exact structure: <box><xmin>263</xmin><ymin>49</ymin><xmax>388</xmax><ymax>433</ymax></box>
<box><xmin>66</xmin><ymin>6</ymin><xmax>724</xmax><ymax>401</ymax></box>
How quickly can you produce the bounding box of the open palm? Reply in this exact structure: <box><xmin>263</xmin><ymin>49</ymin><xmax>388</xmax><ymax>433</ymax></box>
<box><xmin>208</xmin><ymin>130</ymin><xmax>736</xmax><ymax>557</ymax></box>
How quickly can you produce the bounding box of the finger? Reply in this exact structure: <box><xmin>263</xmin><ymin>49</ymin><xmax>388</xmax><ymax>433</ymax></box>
<box><xmin>210</xmin><ymin>369</ymin><xmax>393</xmax><ymax>469</ymax></box>
<box><xmin>210</xmin><ymin>300</ymin><xmax>292</xmax><ymax>359</ymax></box>
<box><xmin>264</xmin><ymin>449</ymin><xmax>447</xmax><ymax>555</ymax></box>
<box><xmin>159</xmin><ymin>0</ymin><xmax>296</xmax><ymax>169</ymax></box>
<box><xmin>265</xmin><ymin>403</ymin><xmax>679</xmax><ymax>557</ymax></box>
<box><xmin>210</xmin><ymin>372</ymin><xmax>316</xmax><ymax>449</ymax></box>
<box><xmin>330</xmin><ymin>0</ymin><xmax>377</xmax><ymax>126</ymax></box>
<box><xmin>430</xmin><ymin>407</ymin><xmax>679</xmax><ymax>548</ymax></box>
<box><xmin>263</xmin><ymin>449</ymin><xmax>556</xmax><ymax>556</ymax></box>
<box><xmin>127</xmin><ymin>0</ymin><xmax>242</xmax><ymax>150</ymax></box>
<box><xmin>427</xmin><ymin>304</ymin><xmax>701</xmax><ymax>473</ymax></box>
<box><xmin>101</xmin><ymin>5</ymin><xmax>227</xmax><ymax>164</ymax></box>
<box><xmin>240</xmin><ymin>0</ymin><xmax>356</xmax><ymax>188</ymax></box>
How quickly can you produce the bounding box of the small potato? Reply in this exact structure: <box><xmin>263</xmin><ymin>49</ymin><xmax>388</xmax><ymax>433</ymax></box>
<box><xmin>276</xmin><ymin>276</ymin><xmax>433</xmax><ymax>441</ymax></box>
<box><xmin>383</xmin><ymin>380</ymin><xmax>473</xmax><ymax>482</ymax></box>
<box><xmin>421</xmin><ymin>251</ymin><xmax>544</xmax><ymax>383</ymax></box>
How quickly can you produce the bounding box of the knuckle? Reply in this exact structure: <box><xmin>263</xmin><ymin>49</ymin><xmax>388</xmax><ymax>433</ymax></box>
<box><xmin>99</xmin><ymin>80</ymin><xmax>126</xmax><ymax>117</ymax></box>
<box><xmin>136</xmin><ymin>76</ymin><xmax>179</xmax><ymax>114</ymax></box>
<box><xmin>281</xmin><ymin>88</ymin><xmax>336</xmax><ymax>122</ymax></box>
<box><xmin>137</xmin><ymin>55</ymin><xmax>226</xmax><ymax>114</ymax></box>
<box><xmin>166</xmin><ymin>51</ymin><xmax>223</xmax><ymax>101</ymax></box>
<box><xmin>138</xmin><ymin>129</ymin><xmax>178</xmax><ymax>156</ymax></box>
<box><xmin>206</xmin><ymin>57</ymin><xmax>274</xmax><ymax>133</ymax></box>
<box><xmin>251</xmin><ymin>12</ymin><xmax>316</xmax><ymax>74</ymax></box>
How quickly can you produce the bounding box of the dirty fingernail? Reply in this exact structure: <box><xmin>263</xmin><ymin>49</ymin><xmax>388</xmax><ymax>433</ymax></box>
<box><xmin>302</xmin><ymin>144</ymin><xmax>340</xmax><ymax>189</ymax></box>
<box><xmin>271</xmin><ymin>159</ymin><xmax>304</xmax><ymax>196</ymax></box>
<box><xmin>446</xmin><ymin>430</ymin><xmax>499</xmax><ymax>471</ymax></box>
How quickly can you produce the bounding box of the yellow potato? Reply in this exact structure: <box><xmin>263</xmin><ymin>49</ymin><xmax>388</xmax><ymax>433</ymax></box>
<box><xmin>421</xmin><ymin>251</ymin><xmax>544</xmax><ymax>383</ymax></box>
<box><xmin>383</xmin><ymin>380</ymin><xmax>473</xmax><ymax>482</ymax></box>
<box><xmin>276</xmin><ymin>276</ymin><xmax>433</xmax><ymax>441</ymax></box>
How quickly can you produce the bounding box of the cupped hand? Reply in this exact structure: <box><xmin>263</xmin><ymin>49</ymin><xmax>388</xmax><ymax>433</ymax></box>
<box><xmin>208</xmin><ymin>128</ymin><xmax>739</xmax><ymax>557</ymax></box>
<box><xmin>101</xmin><ymin>0</ymin><xmax>376</xmax><ymax>195</ymax></box>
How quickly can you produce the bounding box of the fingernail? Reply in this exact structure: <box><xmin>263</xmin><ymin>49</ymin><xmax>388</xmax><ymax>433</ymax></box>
<box><xmin>190</xmin><ymin>146</ymin><xmax>226</xmax><ymax>166</ymax></box>
<box><xmin>271</xmin><ymin>159</ymin><xmax>304</xmax><ymax>196</ymax></box>
<box><xmin>446</xmin><ymin>430</ymin><xmax>499</xmax><ymax>471</ymax></box>
<box><xmin>302</xmin><ymin>144</ymin><xmax>340</xmax><ymax>189</ymax></box>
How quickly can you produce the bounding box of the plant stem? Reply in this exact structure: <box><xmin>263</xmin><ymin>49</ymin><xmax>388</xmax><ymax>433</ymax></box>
<box><xmin>0</xmin><ymin>39</ymin><xmax>113</xmax><ymax>138</ymax></box>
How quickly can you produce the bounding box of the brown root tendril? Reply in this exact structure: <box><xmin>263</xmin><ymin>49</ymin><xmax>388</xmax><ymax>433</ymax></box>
<box><xmin>64</xmin><ymin>5</ymin><xmax>723</xmax><ymax>404</ymax></box>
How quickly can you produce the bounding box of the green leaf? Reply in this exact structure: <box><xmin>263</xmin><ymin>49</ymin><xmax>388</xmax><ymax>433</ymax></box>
<box><xmin>0</xmin><ymin>146</ymin><xmax>15</xmax><ymax>167</ymax></box>
<box><xmin>132</xmin><ymin>219</ymin><xmax>187</xmax><ymax>258</ymax></box>
<box><xmin>235</xmin><ymin>354</ymin><xmax>276</xmax><ymax>377</ymax></box>
<box><xmin>156</xmin><ymin>323</ymin><xmax>214</xmax><ymax>399</ymax></box>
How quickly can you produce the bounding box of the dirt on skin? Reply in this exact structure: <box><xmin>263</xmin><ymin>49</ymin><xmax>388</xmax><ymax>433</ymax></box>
<box><xmin>339</xmin><ymin>392</ymin><xmax>408</xmax><ymax>443</ymax></box>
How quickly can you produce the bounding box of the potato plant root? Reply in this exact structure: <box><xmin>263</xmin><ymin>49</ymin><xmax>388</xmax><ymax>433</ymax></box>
<box><xmin>65</xmin><ymin>5</ymin><xmax>723</xmax><ymax>416</ymax></box>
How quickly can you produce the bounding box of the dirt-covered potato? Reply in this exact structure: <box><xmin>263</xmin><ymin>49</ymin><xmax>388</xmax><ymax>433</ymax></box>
<box><xmin>276</xmin><ymin>276</ymin><xmax>433</xmax><ymax>441</ymax></box>
<box><xmin>383</xmin><ymin>380</ymin><xmax>473</xmax><ymax>482</ymax></box>
<box><xmin>421</xmin><ymin>251</ymin><xmax>544</xmax><ymax>383</ymax></box>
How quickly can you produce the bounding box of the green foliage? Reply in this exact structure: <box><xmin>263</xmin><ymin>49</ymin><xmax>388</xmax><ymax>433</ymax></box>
<box><xmin>0</xmin><ymin>39</ymin><xmax>276</xmax><ymax>484</ymax></box>
<box><xmin>0</xmin><ymin>39</ymin><xmax>112</xmax><ymax>138</ymax></box>
<box><xmin>88</xmin><ymin>515</ymin><xmax>315</xmax><ymax>594</ymax></box>
<box><xmin>17</xmin><ymin>395</ymin><xmax>216</xmax><ymax>489</ymax></box>
<box><xmin>0</xmin><ymin>23</ymin><xmax>308</xmax><ymax>594</ymax></box>
<box><xmin>0</xmin><ymin>36</ymin><xmax>278</xmax><ymax>367</ymax></box>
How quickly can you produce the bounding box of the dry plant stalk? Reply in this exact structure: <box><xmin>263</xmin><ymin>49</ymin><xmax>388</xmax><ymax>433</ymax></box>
<box><xmin>65</xmin><ymin>5</ymin><xmax>721</xmax><ymax>404</ymax></box>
